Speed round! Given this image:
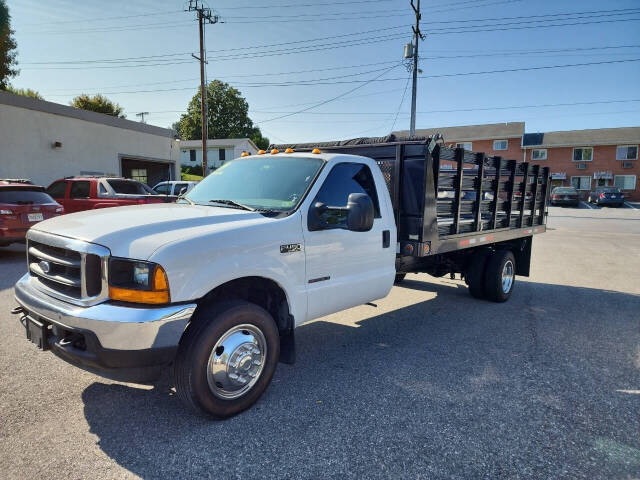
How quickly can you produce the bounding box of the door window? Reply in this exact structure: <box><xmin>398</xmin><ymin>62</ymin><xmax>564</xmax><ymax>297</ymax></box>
<box><xmin>154</xmin><ymin>183</ymin><xmax>171</xmax><ymax>195</ymax></box>
<box><xmin>174</xmin><ymin>183</ymin><xmax>188</xmax><ymax>195</ymax></box>
<box><xmin>46</xmin><ymin>181</ymin><xmax>67</xmax><ymax>199</ymax></box>
<box><xmin>69</xmin><ymin>181</ymin><xmax>90</xmax><ymax>198</ymax></box>
<box><xmin>311</xmin><ymin>163</ymin><xmax>380</xmax><ymax>229</ymax></box>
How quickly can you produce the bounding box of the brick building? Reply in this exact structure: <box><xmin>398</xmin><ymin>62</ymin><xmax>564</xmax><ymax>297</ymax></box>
<box><xmin>522</xmin><ymin>127</ymin><xmax>640</xmax><ymax>200</ymax></box>
<box><xmin>394</xmin><ymin>123</ymin><xmax>640</xmax><ymax>201</ymax></box>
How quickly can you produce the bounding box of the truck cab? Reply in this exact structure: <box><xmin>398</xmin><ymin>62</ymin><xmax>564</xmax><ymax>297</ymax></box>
<box><xmin>14</xmin><ymin>150</ymin><xmax>396</xmax><ymax>418</ymax></box>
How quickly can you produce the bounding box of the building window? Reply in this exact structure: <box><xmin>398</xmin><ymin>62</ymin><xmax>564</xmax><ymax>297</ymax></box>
<box><xmin>614</xmin><ymin>175</ymin><xmax>636</xmax><ymax>190</ymax></box>
<box><xmin>189</xmin><ymin>149</ymin><xmax>196</xmax><ymax>162</ymax></box>
<box><xmin>131</xmin><ymin>168</ymin><xmax>147</xmax><ymax>183</ymax></box>
<box><xmin>456</xmin><ymin>142</ymin><xmax>472</xmax><ymax>151</ymax></box>
<box><xmin>219</xmin><ymin>148</ymin><xmax>226</xmax><ymax>161</ymax></box>
<box><xmin>573</xmin><ymin>147</ymin><xmax>593</xmax><ymax>162</ymax></box>
<box><xmin>616</xmin><ymin>145</ymin><xmax>638</xmax><ymax>160</ymax></box>
<box><xmin>493</xmin><ymin>140</ymin><xmax>508</xmax><ymax>151</ymax></box>
<box><xmin>570</xmin><ymin>176</ymin><xmax>591</xmax><ymax>190</ymax></box>
<box><xmin>531</xmin><ymin>149</ymin><xmax>547</xmax><ymax>160</ymax></box>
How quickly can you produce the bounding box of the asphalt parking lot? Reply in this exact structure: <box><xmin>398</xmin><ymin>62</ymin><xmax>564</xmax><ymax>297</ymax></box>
<box><xmin>1</xmin><ymin>207</ymin><xmax>639</xmax><ymax>480</ymax></box>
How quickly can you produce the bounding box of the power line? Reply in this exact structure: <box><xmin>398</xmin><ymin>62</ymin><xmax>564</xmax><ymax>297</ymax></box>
<box><xmin>21</xmin><ymin>9</ymin><xmax>184</xmax><ymax>27</ymax></box>
<box><xmin>250</xmin><ymin>99</ymin><xmax>640</xmax><ymax>116</ymax></box>
<box><xmin>389</xmin><ymin>73</ymin><xmax>412</xmax><ymax>132</ymax></box>
<box><xmin>22</xmin><ymin>34</ymin><xmax>409</xmax><ymax>70</ymax></box>
<box><xmin>43</xmin><ymin>58</ymin><xmax>640</xmax><ymax>96</ymax></box>
<box><xmin>21</xmin><ymin>25</ymin><xmax>409</xmax><ymax>66</ymax></box>
<box><xmin>255</xmin><ymin>65</ymin><xmax>402</xmax><ymax>124</ymax></box>
<box><xmin>217</xmin><ymin>0</ymin><xmax>393</xmax><ymax>10</ymax></box>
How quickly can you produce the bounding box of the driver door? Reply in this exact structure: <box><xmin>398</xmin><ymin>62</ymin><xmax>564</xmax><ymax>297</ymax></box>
<box><xmin>302</xmin><ymin>162</ymin><xmax>394</xmax><ymax>321</ymax></box>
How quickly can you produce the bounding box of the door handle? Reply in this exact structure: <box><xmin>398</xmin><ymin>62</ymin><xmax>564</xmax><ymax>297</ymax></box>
<box><xmin>382</xmin><ymin>230</ymin><xmax>390</xmax><ymax>248</ymax></box>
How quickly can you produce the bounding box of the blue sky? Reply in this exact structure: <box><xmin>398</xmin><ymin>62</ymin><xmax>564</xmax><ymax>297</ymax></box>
<box><xmin>6</xmin><ymin>0</ymin><xmax>640</xmax><ymax>143</ymax></box>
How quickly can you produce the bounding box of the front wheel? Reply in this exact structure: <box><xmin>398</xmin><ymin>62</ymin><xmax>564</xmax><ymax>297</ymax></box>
<box><xmin>483</xmin><ymin>250</ymin><xmax>516</xmax><ymax>302</ymax></box>
<box><xmin>173</xmin><ymin>300</ymin><xmax>280</xmax><ymax>418</ymax></box>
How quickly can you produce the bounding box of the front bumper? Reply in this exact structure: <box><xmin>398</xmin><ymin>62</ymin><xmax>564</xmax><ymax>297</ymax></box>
<box><xmin>14</xmin><ymin>273</ymin><xmax>196</xmax><ymax>382</ymax></box>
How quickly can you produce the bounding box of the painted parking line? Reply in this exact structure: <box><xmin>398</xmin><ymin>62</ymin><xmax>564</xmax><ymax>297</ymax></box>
<box><xmin>624</xmin><ymin>202</ymin><xmax>638</xmax><ymax>210</ymax></box>
<box><xmin>580</xmin><ymin>201</ymin><xmax>595</xmax><ymax>210</ymax></box>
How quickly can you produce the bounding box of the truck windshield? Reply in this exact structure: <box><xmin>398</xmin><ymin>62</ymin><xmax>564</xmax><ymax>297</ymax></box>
<box><xmin>185</xmin><ymin>156</ymin><xmax>324</xmax><ymax>211</ymax></box>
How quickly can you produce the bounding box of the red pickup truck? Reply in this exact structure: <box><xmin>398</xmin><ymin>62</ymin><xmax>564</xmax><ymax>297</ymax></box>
<box><xmin>45</xmin><ymin>177</ymin><xmax>177</xmax><ymax>214</ymax></box>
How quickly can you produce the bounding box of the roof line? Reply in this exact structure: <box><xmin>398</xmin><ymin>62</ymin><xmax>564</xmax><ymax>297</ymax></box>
<box><xmin>0</xmin><ymin>91</ymin><xmax>176</xmax><ymax>138</ymax></box>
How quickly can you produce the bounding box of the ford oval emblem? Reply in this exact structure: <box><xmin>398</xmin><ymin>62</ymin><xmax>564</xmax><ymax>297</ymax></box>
<box><xmin>39</xmin><ymin>260</ymin><xmax>51</xmax><ymax>274</ymax></box>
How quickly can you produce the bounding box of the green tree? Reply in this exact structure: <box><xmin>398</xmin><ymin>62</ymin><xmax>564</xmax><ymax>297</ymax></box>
<box><xmin>70</xmin><ymin>94</ymin><xmax>126</xmax><ymax>118</ymax></box>
<box><xmin>176</xmin><ymin>80</ymin><xmax>269</xmax><ymax>149</ymax></box>
<box><xmin>0</xmin><ymin>0</ymin><xmax>18</xmax><ymax>89</ymax></box>
<box><xmin>5</xmin><ymin>85</ymin><xmax>43</xmax><ymax>99</ymax></box>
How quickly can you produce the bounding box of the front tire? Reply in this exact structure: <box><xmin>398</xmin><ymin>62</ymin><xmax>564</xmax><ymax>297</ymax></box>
<box><xmin>174</xmin><ymin>300</ymin><xmax>280</xmax><ymax>418</ymax></box>
<box><xmin>483</xmin><ymin>250</ymin><xmax>516</xmax><ymax>302</ymax></box>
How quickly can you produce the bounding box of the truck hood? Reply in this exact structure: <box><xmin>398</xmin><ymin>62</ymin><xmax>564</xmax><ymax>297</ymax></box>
<box><xmin>31</xmin><ymin>203</ymin><xmax>275</xmax><ymax>259</ymax></box>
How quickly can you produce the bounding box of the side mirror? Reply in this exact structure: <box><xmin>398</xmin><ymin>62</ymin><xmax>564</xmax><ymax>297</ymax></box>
<box><xmin>179</xmin><ymin>187</ymin><xmax>187</xmax><ymax>195</ymax></box>
<box><xmin>346</xmin><ymin>193</ymin><xmax>374</xmax><ymax>232</ymax></box>
<box><xmin>307</xmin><ymin>202</ymin><xmax>328</xmax><ymax>231</ymax></box>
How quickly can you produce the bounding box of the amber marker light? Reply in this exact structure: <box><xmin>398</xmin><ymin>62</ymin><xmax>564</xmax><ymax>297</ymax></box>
<box><xmin>109</xmin><ymin>264</ymin><xmax>170</xmax><ymax>305</ymax></box>
<box><xmin>311</xmin><ymin>148</ymin><xmax>321</xmax><ymax>154</ymax></box>
<box><xmin>285</xmin><ymin>148</ymin><xmax>294</xmax><ymax>153</ymax></box>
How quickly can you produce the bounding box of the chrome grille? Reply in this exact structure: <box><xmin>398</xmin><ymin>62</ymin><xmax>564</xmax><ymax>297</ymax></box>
<box><xmin>26</xmin><ymin>230</ymin><xmax>110</xmax><ymax>306</ymax></box>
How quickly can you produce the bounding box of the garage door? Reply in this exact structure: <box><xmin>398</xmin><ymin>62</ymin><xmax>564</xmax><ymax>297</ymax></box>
<box><xmin>121</xmin><ymin>158</ymin><xmax>173</xmax><ymax>187</ymax></box>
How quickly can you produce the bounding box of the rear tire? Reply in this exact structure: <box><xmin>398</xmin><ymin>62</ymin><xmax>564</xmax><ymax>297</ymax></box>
<box><xmin>466</xmin><ymin>250</ymin><xmax>489</xmax><ymax>299</ymax></box>
<box><xmin>394</xmin><ymin>273</ymin><xmax>406</xmax><ymax>284</ymax></box>
<box><xmin>483</xmin><ymin>250</ymin><xmax>516</xmax><ymax>303</ymax></box>
<box><xmin>174</xmin><ymin>300</ymin><xmax>280</xmax><ymax>418</ymax></box>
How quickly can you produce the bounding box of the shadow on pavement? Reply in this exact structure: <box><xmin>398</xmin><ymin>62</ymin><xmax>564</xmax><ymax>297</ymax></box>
<box><xmin>82</xmin><ymin>280</ymin><xmax>640</xmax><ymax>479</ymax></box>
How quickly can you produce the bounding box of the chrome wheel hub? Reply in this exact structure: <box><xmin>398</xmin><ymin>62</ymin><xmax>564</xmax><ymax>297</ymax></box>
<box><xmin>207</xmin><ymin>324</ymin><xmax>267</xmax><ymax>399</ymax></box>
<box><xmin>501</xmin><ymin>260</ymin><xmax>514</xmax><ymax>294</ymax></box>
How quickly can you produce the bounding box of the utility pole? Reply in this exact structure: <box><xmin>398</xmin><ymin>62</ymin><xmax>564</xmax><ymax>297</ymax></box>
<box><xmin>186</xmin><ymin>1</ymin><xmax>219</xmax><ymax>177</ymax></box>
<box><xmin>136</xmin><ymin>112</ymin><xmax>149</xmax><ymax>123</ymax></box>
<box><xmin>409</xmin><ymin>0</ymin><xmax>424</xmax><ymax>137</ymax></box>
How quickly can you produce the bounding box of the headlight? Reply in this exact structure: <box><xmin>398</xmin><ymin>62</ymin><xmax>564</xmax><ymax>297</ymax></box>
<box><xmin>108</xmin><ymin>258</ymin><xmax>170</xmax><ymax>304</ymax></box>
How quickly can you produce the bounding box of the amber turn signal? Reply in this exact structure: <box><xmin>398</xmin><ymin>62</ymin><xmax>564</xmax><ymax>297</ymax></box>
<box><xmin>257</xmin><ymin>149</ymin><xmax>266</xmax><ymax>155</ymax></box>
<box><xmin>109</xmin><ymin>265</ymin><xmax>170</xmax><ymax>305</ymax></box>
<box><xmin>271</xmin><ymin>148</ymin><xmax>279</xmax><ymax>154</ymax></box>
<box><xmin>241</xmin><ymin>151</ymin><xmax>249</xmax><ymax>157</ymax></box>
<box><xmin>285</xmin><ymin>148</ymin><xmax>294</xmax><ymax>153</ymax></box>
<box><xmin>311</xmin><ymin>148</ymin><xmax>321</xmax><ymax>154</ymax></box>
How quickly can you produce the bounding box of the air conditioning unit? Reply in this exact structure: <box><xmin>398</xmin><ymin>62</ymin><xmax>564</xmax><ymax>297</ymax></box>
<box><xmin>576</xmin><ymin>163</ymin><xmax>587</xmax><ymax>169</ymax></box>
<box><xmin>622</xmin><ymin>161</ymin><xmax>633</xmax><ymax>168</ymax></box>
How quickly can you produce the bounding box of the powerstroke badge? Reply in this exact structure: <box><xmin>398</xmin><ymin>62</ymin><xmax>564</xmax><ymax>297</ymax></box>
<box><xmin>280</xmin><ymin>244</ymin><xmax>301</xmax><ymax>254</ymax></box>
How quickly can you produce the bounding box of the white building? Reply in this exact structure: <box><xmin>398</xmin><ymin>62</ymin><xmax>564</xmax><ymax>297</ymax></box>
<box><xmin>0</xmin><ymin>91</ymin><xmax>180</xmax><ymax>187</ymax></box>
<box><xmin>179</xmin><ymin>138</ymin><xmax>259</xmax><ymax>171</ymax></box>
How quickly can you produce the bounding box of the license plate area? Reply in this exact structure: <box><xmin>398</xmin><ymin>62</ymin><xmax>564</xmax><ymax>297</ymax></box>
<box><xmin>27</xmin><ymin>213</ymin><xmax>44</xmax><ymax>222</ymax></box>
<box><xmin>26</xmin><ymin>316</ymin><xmax>49</xmax><ymax>350</ymax></box>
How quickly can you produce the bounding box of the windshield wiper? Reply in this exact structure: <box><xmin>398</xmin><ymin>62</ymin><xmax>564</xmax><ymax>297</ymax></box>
<box><xmin>208</xmin><ymin>199</ymin><xmax>255</xmax><ymax>211</ymax></box>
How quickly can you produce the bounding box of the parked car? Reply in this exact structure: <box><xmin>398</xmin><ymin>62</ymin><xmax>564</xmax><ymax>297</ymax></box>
<box><xmin>0</xmin><ymin>179</ymin><xmax>63</xmax><ymax>247</ymax></box>
<box><xmin>550</xmin><ymin>187</ymin><xmax>579</xmax><ymax>207</ymax></box>
<box><xmin>45</xmin><ymin>177</ymin><xmax>177</xmax><ymax>214</ymax></box>
<box><xmin>152</xmin><ymin>180</ymin><xmax>198</xmax><ymax>196</ymax></box>
<box><xmin>587</xmin><ymin>186</ymin><xmax>624</xmax><ymax>207</ymax></box>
